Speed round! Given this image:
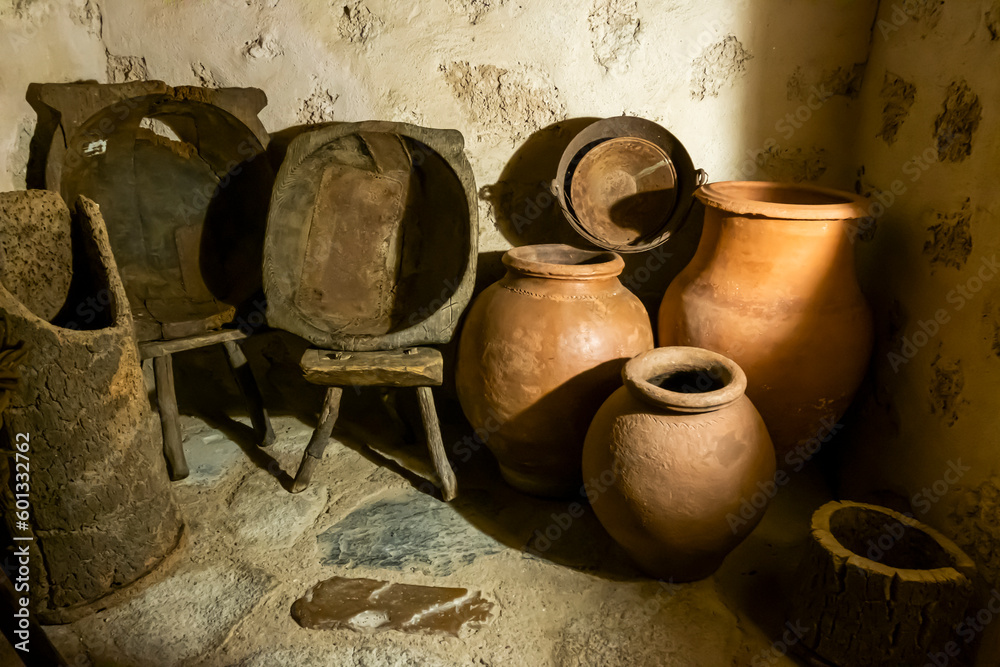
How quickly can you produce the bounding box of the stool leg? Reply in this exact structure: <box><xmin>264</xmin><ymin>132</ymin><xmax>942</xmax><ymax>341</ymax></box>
<box><xmin>222</xmin><ymin>340</ymin><xmax>275</xmax><ymax>447</ymax></box>
<box><xmin>416</xmin><ymin>386</ymin><xmax>457</xmax><ymax>501</ymax></box>
<box><xmin>153</xmin><ymin>354</ymin><xmax>188</xmax><ymax>481</ymax></box>
<box><xmin>379</xmin><ymin>388</ymin><xmax>416</xmax><ymax>442</ymax></box>
<box><xmin>292</xmin><ymin>387</ymin><xmax>343</xmax><ymax>493</ymax></box>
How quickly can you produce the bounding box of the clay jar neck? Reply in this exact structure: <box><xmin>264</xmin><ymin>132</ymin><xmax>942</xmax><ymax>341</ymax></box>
<box><xmin>623</xmin><ymin>347</ymin><xmax>747</xmax><ymax>414</ymax></box>
<box><xmin>691</xmin><ymin>181</ymin><xmax>869</xmax><ymax>300</ymax></box>
<box><xmin>500</xmin><ymin>244</ymin><xmax>625</xmax><ymax>296</ymax></box>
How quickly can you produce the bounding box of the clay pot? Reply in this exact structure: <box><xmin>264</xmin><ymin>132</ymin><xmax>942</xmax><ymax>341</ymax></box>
<box><xmin>582</xmin><ymin>347</ymin><xmax>775</xmax><ymax>581</ymax></box>
<box><xmin>456</xmin><ymin>244</ymin><xmax>653</xmax><ymax>497</ymax></box>
<box><xmin>658</xmin><ymin>181</ymin><xmax>873</xmax><ymax>463</ymax></box>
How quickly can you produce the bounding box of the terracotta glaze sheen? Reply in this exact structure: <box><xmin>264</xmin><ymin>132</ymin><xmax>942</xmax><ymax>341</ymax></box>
<box><xmin>582</xmin><ymin>347</ymin><xmax>775</xmax><ymax>581</ymax></box>
<box><xmin>659</xmin><ymin>181</ymin><xmax>874</xmax><ymax>463</ymax></box>
<box><xmin>456</xmin><ymin>244</ymin><xmax>653</xmax><ymax>497</ymax></box>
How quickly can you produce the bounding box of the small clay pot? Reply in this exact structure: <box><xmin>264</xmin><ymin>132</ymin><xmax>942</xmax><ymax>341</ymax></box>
<box><xmin>582</xmin><ymin>346</ymin><xmax>775</xmax><ymax>581</ymax></box>
<box><xmin>456</xmin><ymin>244</ymin><xmax>653</xmax><ymax>497</ymax></box>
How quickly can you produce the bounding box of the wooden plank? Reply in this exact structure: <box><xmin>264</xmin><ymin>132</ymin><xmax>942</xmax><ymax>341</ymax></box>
<box><xmin>417</xmin><ymin>386</ymin><xmax>457</xmax><ymax>501</ymax></box>
<box><xmin>300</xmin><ymin>347</ymin><xmax>443</xmax><ymax>387</ymax></box>
<box><xmin>139</xmin><ymin>328</ymin><xmax>247</xmax><ymax>359</ymax></box>
<box><xmin>153</xmin><ymin>354</ymin><xmax>188</xmax><ymax>480</ymax></box>
<box><xmin>147</xmin><ymin>297</ymin><xmax>237</xmax><ymax>341</ymax></box>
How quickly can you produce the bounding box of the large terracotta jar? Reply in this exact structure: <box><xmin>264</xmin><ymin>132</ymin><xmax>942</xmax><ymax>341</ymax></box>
<box><xmin>456</xmin><ymin>244</ymin><xmax>653</xmax><ymax>497</ymax></box>
<box><xmin>658</xmin><ymin>181</ymin><xmax>873</xmax><ymax>463</ymax></box>
<box><xmin>582</xmin><ymin>347</ymin><xmax>775</xmax><ymax>581</ymax></box>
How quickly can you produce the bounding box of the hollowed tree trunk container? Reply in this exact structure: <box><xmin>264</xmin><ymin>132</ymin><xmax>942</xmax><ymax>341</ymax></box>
<box><xmin>0</xmin><ymin>194</ymin><xmax>184</xmax><ymax>624</ymax></box>
<box><xmin>792</xmin><ymin>501</ymin><xmax>976</xmax><ymax>666</ymax></box>
<box><xmin>456</xmin><ymin>244</ymin><xmax>653</xmax><ymax>497</ymax></box>
<box><xmin>582</xmin><ymin>346</ymin><xmax>775</xmax><ymax>581</ymax></box>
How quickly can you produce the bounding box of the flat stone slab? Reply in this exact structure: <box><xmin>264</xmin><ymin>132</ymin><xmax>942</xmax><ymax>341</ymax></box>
<box><xmin>234</xmin><ymin>645</ymin><xmax>453</xmax><ymax>667</ymax></box>
<box><xmin>178</xmin><ymin>417</ymin><xmax>249</xmax><ymax>486</ymax></box>
<box><xmin>292</xmin><ymin>575</ymin><xmax>492</xmax><ymax>636</ymax></box>
<box><xmin>316</xmin><ymin>491</ymin><xmax>504</xmax><ymax>576</ymax></box>
<box><xmin>227</xmin><ymin>471</ymin><xmax>328</xmax><ymax>550</ymax></box>
<box><xmin>87</xmin><ymin>565</ymin><xmax>271</xmax><ymax>666</ymax></box>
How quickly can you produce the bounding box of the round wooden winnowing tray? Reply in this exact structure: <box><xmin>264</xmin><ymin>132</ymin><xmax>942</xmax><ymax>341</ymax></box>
<box><xmin>569</xmin><ymin>137</ymin><xmax>679</xmax><ymax>250</ymax></box>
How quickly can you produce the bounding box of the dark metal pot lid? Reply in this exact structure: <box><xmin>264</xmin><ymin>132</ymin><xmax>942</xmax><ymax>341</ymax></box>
<box><xmin>553</xmin><ymin>116</ymin><xmax>706</xmax><ymax>253</ymax></box>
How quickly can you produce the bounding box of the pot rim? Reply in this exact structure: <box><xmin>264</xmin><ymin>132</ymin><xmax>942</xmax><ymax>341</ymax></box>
<box><xmin>695</xmin><ymin>181</ymin><xmax>868</xmax><ymax>220</ymax></box>
<box><xmin>502</xmin><ymin>244</ymin><xmax>625</xmax><ymax>280</ymax></box>
<box><xmin>623</xmin><ymin>346</ymin><xmax>747</xmax><ymax>413</ymax></box>
<box><xmin>812</xmin><ymin>500</ymin><xmax>976</xmax><ymax>577</ymax></box>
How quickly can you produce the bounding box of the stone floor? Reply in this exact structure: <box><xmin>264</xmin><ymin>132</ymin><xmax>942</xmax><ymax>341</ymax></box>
<box><xmin>20</xmin><ymin>335</ymin><xmax>830</xmax><ymax>666</ymax></box>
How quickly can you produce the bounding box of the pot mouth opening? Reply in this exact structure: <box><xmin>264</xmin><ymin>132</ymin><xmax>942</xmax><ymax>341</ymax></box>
<box><xmin>503</xmin><ymin>244</ymin><xmax>624</xmax><ymax>280</ymax></box>
<box><xmin>822</xmin><ymin>503</ymin><xmax>971</xmax><ymax>575</ymax></box>
<box><xmin>647</xmin><ymin>367</ymin><xmax>729</xmax><ymax>394</ymax></box>
<box><xmin>695</xmin><ymin>181</ymin><xmax>868</xmax><ymax>220</ymax></box>
<box><xmin>624</xmin><ymin>347</ymin><xmax>747</xmax><ymax>413</ymax></box>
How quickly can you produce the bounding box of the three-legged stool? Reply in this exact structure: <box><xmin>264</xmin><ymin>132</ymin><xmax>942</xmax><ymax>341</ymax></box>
<box><xmin>292</xmin><ymin>346</ymin><xmax>457</xmax><ymax>501</ymax></box>
<box><xmin>139</xmin><ymin>328</ymin><xmax>275</xmax><ymax>480</ymax></box>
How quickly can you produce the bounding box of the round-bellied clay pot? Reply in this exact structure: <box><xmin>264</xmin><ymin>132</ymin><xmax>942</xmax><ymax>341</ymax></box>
<box><xmin>658</xmin><ymin>181</ymin><xmax>873</xmax><ymax>464</ymax></box>
<box><xmin>456</xmin><ymin>244</ymin><xmax>653</xmax><ymax>497</ymax></box>
<box><xmin>582</xmin><ymin>346</ymin><xmax>775</xmax><ymax>581</ymax></box>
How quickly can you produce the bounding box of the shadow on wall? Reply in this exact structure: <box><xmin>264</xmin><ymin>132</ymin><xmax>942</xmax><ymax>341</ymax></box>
<box><xmin>265</xmin><ymin>123</ymin><xmax>314</xmax><ymax>174</ymax></box>
<box><xmin>480</xmin><ymin>117</ymin><xmax>600</xmax><ymax>248</ymax></box>
<box><xmin>735</xmin><ymin>1</ymin><xmax>879</xmax><ymax>187</ymax></box>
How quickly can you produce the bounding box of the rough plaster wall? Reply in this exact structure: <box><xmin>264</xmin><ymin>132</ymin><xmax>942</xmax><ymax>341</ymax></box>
<box><xmin>0</xmin><ymin>0</ymin><xmax>876</xmax><ymax>259</ymax></box>
<box><xmin>14</xmin><ymin>0</ymin><xmax>1000</xmax><ymax>655</ymax></box>
<box><xmin>841</xmin><ymin>0</ymin><xmax>1000</xmax><ymax>626</ymax></box>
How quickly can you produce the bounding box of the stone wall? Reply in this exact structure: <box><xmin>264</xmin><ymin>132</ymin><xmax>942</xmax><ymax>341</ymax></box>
<box><xmin>841</xmin><ymin>0</ymin><xmax>1000</xmax><ymax>626</ymax></box>
<box><xmin>0</xmin><ymin>0</ymin><xmax>876</xmax><ymax>260</ymax></box>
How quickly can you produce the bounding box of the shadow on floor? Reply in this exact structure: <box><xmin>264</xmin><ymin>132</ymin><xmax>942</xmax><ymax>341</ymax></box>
<box><xmin>168</xmin><ymin>327</ymin><xmax>645</xmax><ymax>582</ymax></box>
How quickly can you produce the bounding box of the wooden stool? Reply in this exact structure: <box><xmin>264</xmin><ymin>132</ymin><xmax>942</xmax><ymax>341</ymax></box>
<box><xmin>139</xmin><ymin>329</ymin><xmax>275</xmax><ymax>480</ymax></box>
<box><xmin>293</xmin><ymin>347</ymin><xmax>457</xmax><ymax>501</ymax></box>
